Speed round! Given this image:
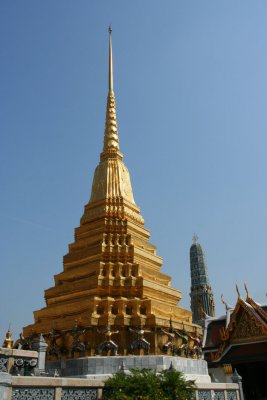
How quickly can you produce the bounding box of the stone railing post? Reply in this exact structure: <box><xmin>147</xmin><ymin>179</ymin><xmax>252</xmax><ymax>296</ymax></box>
<box><xmin>0</xmin><ymin>372</ymin><xmax>12</xmax><ymax>400</ymax></box>
<box><xmin>231</xmin><ymin>369</ymin><xmax>244</xmax><ymax>400</ymax></box>
<box><xmin>55</xmin><ymin>387</ymin><xmax>62</xmax><ymax>400</ymax></box>
<box><xmin>31</xmin><ymin>334</ymin><xmax>48</xmax><ymax>373</ymax></box>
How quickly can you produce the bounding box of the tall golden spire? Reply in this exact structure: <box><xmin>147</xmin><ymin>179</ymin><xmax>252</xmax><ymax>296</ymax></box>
<box><xmin>108</xmin><ymin>25</ymin><xmax>113</xmax><ymax>92</ymax></box>
<box><xmin>89</xmin><ymin>26</ymin><xmax>135</xmax><ymax>206</ymax></box>
<box><xmin>102</xmin><ymin>26</ymin><xmax>120</xmax><ymax>159</ymax></box>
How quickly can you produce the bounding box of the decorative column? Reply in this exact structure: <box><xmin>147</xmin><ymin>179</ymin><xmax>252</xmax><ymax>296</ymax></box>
<box><xmin>31</xmin><ymin>334</ymin><xmax>48</xmax><ymax>373</ymax></box>
<box><xmin>232</xmin><ymin>369</ymin><xmax>244</xmax><ymax>400</ymax></box>
<box><xmin>0</xmin><ymin>371</ymin><xmax>11</xmax><ymax>400</ymax></box>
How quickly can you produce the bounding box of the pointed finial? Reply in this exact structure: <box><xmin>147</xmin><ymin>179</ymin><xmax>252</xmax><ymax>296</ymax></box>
<box><xmin>192</xmin><ymin>234</ymin><xmax>198</xmax><ymax>244</ymax></box>
<box><xmin>168</xmin><ymin>361</ymin><xmax>175</xmax><ymax>370</ymax></box>
<box><xmin>101</xmin><ymin>25</ymin><xmax>120</xmax><ymax>157</ymax></box>
<box><xmin>2</xmin><ymin>326</ymin><xmax>13</xmax><ymax>349</ymax></box>
<box><xmin>244</xmin><ymin>282</ymin><xmax>250</xmax><ymax>299</ymax></box>
<box><xmin>119</xmin><ymin>360</ymin><xmax>126</xmax><ymax>372</ymax></box>
<box><xmin>232</xmin><ymin>369</ymin><xmax>242</xmax><ymax>383</ymax></box>
<box><xmin>108</xmin><ymin>25</ymin><xmax>113</xmax><ymax>92</ymax></box>
<box><xmin>236</xmin><ymin>284</ymin><xmax>241</xmax><ymax>299</ymax></box>
<box><xmin>197</xmin><ymin>297</ymin><xmax>210</xmax><ymax>319</ymax></box>
<box><xmin>118</xmin><ymin>361</ymin><xmax>130</xmax><ymax>375</ymax></box>
<box><xmin>221</xmin><ymin>294</ymin><xmax>232</xmax><ymax>310</ymax></box>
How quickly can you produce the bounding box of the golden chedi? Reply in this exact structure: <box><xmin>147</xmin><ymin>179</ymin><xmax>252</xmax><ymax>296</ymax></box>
<box><xmin>2</xmin><ymin>328</ymin><xmax>13</xmax><ymax>349</ymax></box>
<box><xmin>23</xmin><ymin>27</ymin><xmax>201</xmax><ymax>359</ymax></box>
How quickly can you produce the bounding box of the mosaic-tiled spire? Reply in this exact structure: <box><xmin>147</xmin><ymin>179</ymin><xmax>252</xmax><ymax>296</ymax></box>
<box><xmin>190</xmin><ymin>235</ymin><xmax>215</xmax><ymax>324</ymax></box>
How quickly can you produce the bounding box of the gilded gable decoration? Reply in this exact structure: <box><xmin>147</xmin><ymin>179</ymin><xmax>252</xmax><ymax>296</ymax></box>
<box><xmin>232</xmin><ymin>312</ymin><xmax>265</xmax><ymax>340</ymax></box>
<box><xmin>209</xmin><ymin>290</ymin><xmax>267</xmax><ymax>362</ymax></box>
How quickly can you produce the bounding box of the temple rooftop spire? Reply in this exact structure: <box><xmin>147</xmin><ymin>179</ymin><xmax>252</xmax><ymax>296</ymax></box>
<box><xmin>190</xmin><ymin>237</ymin><xmax>215</xmax><ymax>323</ymax></box>
<box><xmin>108</xmin><ymin>25</ymin><xmax>113</xmax><ymax>92</ymax></box>
<box><xmin>192</xmin><ymin>233</ymin><xmax>198</xmax><ymax>244</ymax></box>
<box><xmin>102</xmin><ymin>26</ymin><xmax>120</xmax><ymax>159</ymax></box>
<box><xmin>88</xmin><ymin>27</ymin><xmax>136</xmax><ymax>206</ymax></box>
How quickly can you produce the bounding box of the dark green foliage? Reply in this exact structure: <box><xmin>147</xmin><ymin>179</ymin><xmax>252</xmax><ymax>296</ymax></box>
<box><xmin>103</xmin><ymin>368</ymin><xmax>196</xmax><ymax>400</ymax></box>
<box><xmin>158</xmin><ymin>369</ymin><xmax>196</xmax><ymax>400</ymax></box>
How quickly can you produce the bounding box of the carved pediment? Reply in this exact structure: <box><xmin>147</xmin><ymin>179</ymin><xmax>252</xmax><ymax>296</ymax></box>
<box><xmin>231</xmin><ymin>311</ymin><xmax>265</xmax><ymax>341</ymax></box>
<box><xmin>209</xmin><ymin>295</ymin><xmax>267</xmax><ymax>363</ymax></box>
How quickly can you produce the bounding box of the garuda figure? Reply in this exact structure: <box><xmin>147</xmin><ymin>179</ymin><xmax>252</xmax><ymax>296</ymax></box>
<box><xmin>14</xmin><ymin>333</ymin><xmax>33</xmax><ymax>350</ymax></box>
<box><xmin>129</xmin><ymin>325</ymin><xmax>151</xmax><ymax>354</ymax></box>
<box><xmin>70</xmin><ymin>320</ymin><xmax>86</xmax><ymax>356</ymax></box>
<box><xmin>187</xmin><ymin>329</ymin><xmax>202</xmax><ymax>359</ymax></box>
<box><xmin>48</xmin><ymin>328</ymin><xmax>62</xmax><ymax>358</ymax></box>
<box><xmin>161</xmin><ymin>320</ymin><xmax>177</xmax><ymax>355</ymax></box>
<box><xmin>98</xmin><ymin>325</ymin><xmax>119</xmax><ymax>356</ymax></box>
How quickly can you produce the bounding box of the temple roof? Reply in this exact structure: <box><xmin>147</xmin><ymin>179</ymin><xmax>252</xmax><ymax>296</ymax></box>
<box><xmin>203</xmin><ymin>288</ymin><xmax>267</xmax><ymax>362</ymax></box>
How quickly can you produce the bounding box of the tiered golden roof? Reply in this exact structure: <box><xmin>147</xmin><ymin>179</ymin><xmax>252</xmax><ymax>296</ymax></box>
<box><xmin>23</xmin><ymin>28</ymin><xmax>200</xmax><ymax>357</ymax></box>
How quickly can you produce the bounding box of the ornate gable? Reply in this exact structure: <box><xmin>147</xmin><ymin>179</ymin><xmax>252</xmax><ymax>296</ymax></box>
<box><xmin>210</xmin><ymin>295</ymin><xmax>267</xmax><ymax>362</ymax></box>
<box><xmin>246</xmin><ymin>296</ymin><xmax>267</xmax><ymax>324</ymax></box>
<box><xmin>231</xmin><ymin>310</ymin><xmax>266</xmax><ymax>341</ymax></box>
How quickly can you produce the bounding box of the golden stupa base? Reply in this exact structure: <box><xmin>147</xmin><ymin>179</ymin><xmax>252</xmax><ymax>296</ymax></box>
<box><xmin>46</xmin><ymin>354</ymin><xmax>211</xmax><ymax>383</ymax></box>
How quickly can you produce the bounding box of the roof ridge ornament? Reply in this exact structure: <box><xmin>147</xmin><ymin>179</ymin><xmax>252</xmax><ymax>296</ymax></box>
<box><xmin>221</xmin><ymin>294</ymin><xmax>233</xmax><ymax>311</ymax></box>
<box><xmin>192</xmin><ymin>233</ymin><xmax>198</xmax><ymax>244</ymax></box>
<box><xmin>236</xmin><ymin>284</ymin><xmax>241</xmax><ymax>299</ymax></box>
<box><xmin>244</xmin><ymin>282</ymin><xmax>250</xmax><ymax>299</ymax></box>
<box><xmin>221</xmin><ymin>294</ymin><xmax>233</xmax><ymax>328</ymax></box>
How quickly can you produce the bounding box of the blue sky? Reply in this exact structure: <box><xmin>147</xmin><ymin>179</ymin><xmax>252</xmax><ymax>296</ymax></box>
<box><xmin>1</xmin><ymin>1</ymin><xmax>267</xmax><ymax>341</ymax></box>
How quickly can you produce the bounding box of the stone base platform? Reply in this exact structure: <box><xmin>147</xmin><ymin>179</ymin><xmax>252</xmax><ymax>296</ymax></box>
<box><xmin>47</xmin><ymin>356</ymin><xmax>211</xmax><ymax>383</ymax></box>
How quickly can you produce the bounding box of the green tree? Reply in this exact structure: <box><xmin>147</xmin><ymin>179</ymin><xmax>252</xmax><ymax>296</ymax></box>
<box><xmin>158</xmin><ymin>369</ymin><xmax>196</xmax><ymax>400</ymax></box>
<box><xmin>103</xmin><ymin>368</ymin><xmax>196</xmax><ymax>400</ymax></box>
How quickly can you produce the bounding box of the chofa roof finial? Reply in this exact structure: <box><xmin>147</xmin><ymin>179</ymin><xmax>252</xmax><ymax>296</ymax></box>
<box><xmin>236</xmin><ymin>284</ymin><xmax>241</xmax><ymax>299</ymax></box>
<box><xmin>244</xmin><ymin>282</ymin><xmax>250</xmax><ymax>299</ymax></box>
<box><xmin>221</xmin><ymin>294</ymin><xmax>233</xmax><ymax>311</ymax></box>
